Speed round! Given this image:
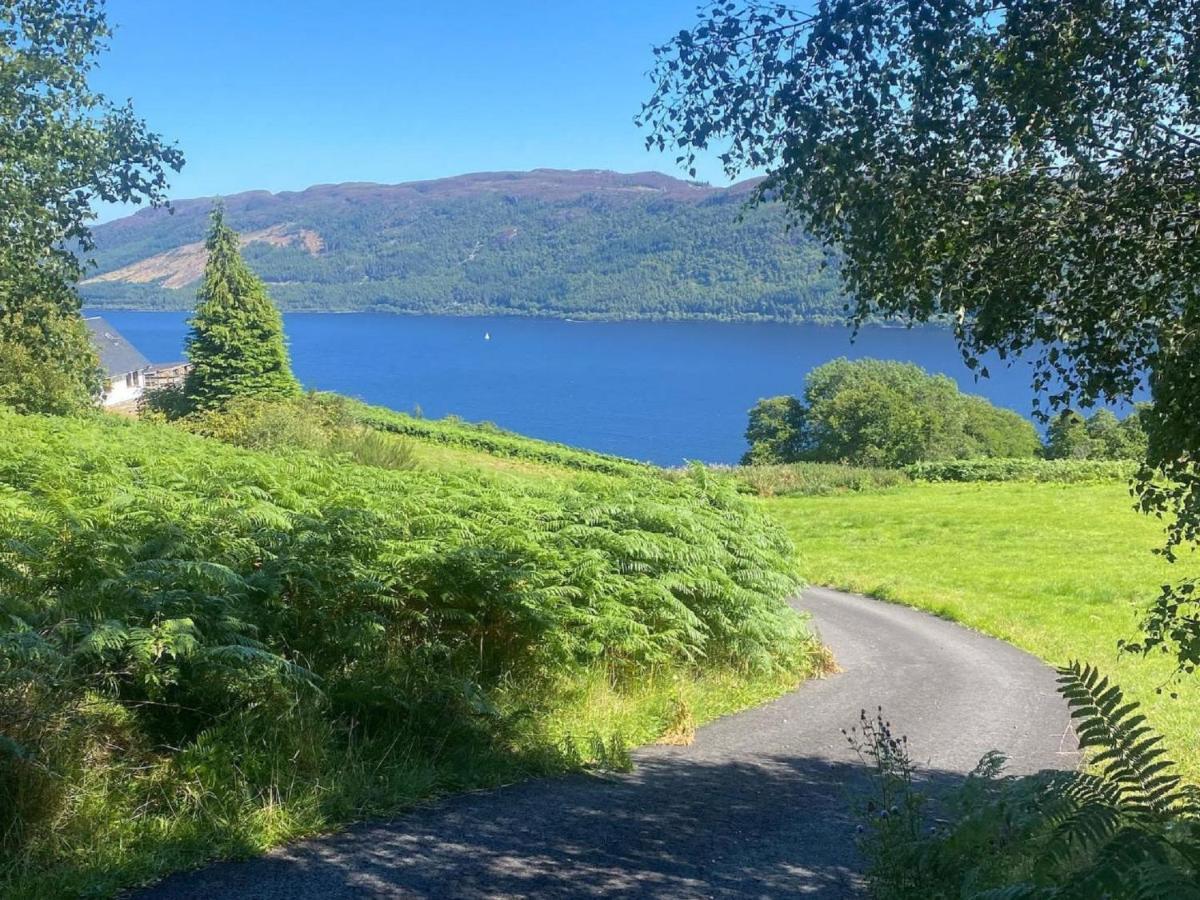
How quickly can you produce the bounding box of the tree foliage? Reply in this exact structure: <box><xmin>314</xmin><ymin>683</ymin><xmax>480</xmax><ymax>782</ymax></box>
<box><xmin>81</xmin><ymin>179</ymin><xmax>843</xmax><ymax>322</ymax></box>
<box><xmin>0</xmin><ymin>311</ymin><xmax>100</xmax><ymax>415</ymax></box>
<box><xmin>0</xmin><ymin>0</ymin><xmax>182</xmax><ymax>413</ymax></box>
<box><xmin>744</xmin><ymin>358</ymin><xmax>1040</xmax><ymax>467</ymax></box>
<box><xmin>182</xmin><ymin>208</ymin><xmax>300</xmax><ymax>411</ymax></box>
<box><xmin>641</xmin><ymin>0</ymin><xmax>1200</xmax><ymax>666</ymax></box>
<box><xmin>1045</xmin><ymin>407</ymin><xmax>1148</xmax><ymax>461</ymax></box>
<box><xmin>742</xmin><ymin>395</ymin><xmax>807</xmax><ymax>465</ymax></box>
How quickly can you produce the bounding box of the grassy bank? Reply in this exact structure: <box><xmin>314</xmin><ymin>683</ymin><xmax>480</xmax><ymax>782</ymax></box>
<box><xmin>7</xmin><ymin>664</ymin><xmax>806</xmax><ymax>899</ymax></box>
<box><xmin>0</xmin><ymin>407</ymin><xmax>820</xmax><ymax>897</ymax></box>
<box><xmin>766</xmin><ymin>480</ymin><xmax>1200</xmax><ymax>780</ymax></box>
<box><xmin>348</xmin><ymin>401</ymin><xmax>653</xmax><ymax>476</ymax></box>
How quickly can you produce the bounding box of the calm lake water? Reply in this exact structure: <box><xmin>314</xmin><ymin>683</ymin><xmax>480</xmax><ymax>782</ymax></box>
<box><xmin>90</xmin><ymin>311</ymin><xmax>1051</xmax><ymax>466</ymax></box>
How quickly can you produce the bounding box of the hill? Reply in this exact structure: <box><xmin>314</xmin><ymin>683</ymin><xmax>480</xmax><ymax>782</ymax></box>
<box><xmin>80</xmin><ymin>169</ymin><xmax>844</xmax><ymax>321</ymax></box>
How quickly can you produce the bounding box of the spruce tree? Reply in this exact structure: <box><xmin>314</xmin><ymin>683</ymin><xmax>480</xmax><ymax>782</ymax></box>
<box><xmin>183</xmin><ymin>207</ymin><xmax>300</xmax><ymax>411</ymax></box>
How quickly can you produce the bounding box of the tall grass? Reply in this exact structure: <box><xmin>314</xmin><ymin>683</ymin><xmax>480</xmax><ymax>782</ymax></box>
<box><xmin>722</xmin><ymin>462</ymin><xmax>911</xmax><ymax>497</ymax></box>
<box><xmin>907</xmin><ymin>457</ymin><xmax>1137</xmax><ymax>483</ymax></box>
<box><xmin>349</xmin><ymin>401</ymin><xmax>652</xmax><ymax>476</ymax></box>
<box><xmin>172</xmin><ymin>392</ymin><xmax>419</xmax><ymax>470</ymax></box>
<box><xmin>0</xmin><ymin>407</ymin><xmax>817</xmax><ymax>896</ymax></box>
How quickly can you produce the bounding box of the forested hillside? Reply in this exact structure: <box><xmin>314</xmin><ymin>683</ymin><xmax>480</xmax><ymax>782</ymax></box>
<box><xmin>81</xmin><ymin>170</ymin><xmax>844</xmax><ymax>321</ymax></box>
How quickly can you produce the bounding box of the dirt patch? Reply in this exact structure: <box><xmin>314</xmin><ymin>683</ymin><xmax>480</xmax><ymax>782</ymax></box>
<box><xmin>84</xmin><ymin>224</ymin><xmax>324</xmax><ymax>289</ymax></box>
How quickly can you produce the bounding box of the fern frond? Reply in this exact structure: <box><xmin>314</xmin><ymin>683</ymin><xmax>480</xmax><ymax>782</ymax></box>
<box><xmin>1057</xmin><ymin>661</ymin><xmax>1184</xmax><ymax>816</ymax></box>
<box><xmin>970</xmin><ymin>885</ymin><xmax>1058</xmax><ymax>900</ymax></box>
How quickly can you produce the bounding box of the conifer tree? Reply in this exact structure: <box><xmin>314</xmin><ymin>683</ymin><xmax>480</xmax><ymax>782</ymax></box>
<box><xmin>183</xmin><ymin>207</ymin><xmax>300</xmax><ymax>411</ymax></box>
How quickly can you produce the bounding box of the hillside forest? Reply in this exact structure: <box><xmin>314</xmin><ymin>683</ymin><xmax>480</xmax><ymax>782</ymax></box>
<box><xmin>80</xmin><ymin>171</ymin><xmax>845</xmax><ymax>322</ymax></box>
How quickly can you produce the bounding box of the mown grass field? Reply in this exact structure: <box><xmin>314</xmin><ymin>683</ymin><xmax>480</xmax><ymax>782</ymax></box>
<box><xmin>766</xmin><ymin>480</ymin><xmax>1200</xmax><ymax>780</ymax></box>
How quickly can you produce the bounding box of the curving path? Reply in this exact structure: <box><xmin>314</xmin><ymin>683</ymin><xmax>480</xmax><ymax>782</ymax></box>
<box><xmin>136</xmin><ymin>588</ymin><xmax>1079</xmax><ymax>899</ymax></box>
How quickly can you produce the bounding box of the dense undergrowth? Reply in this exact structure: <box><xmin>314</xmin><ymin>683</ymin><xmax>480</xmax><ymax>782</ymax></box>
<box><xmin>0</xmin><ymin>406</ymin><xmax>818</xmax><ymax>897</ymax></box>
<box><xmin>349</xmin><ymin>402</ymin><xmax>652</xmax><ymax>476</ymax></box>
<box><xmin>907</xmin><ymin>458</ymin><xmax>1138</xmax><ymax>484</ymax></box>
<box><xmin>729</xmin><ymin>457</ymin><xmax>1138</xmax><ymax>498</ymax></box>
<box><xmin>853</xmin><ymin>665</ymin><xmax>1200</xmax><ymax>897</ymax></box>
<box><xmin>161</xmin><ymin>392</ymin><xmax>421</xmax><ymax>471</ymax></box>
<box><xmin>724</xmin><ymin>461</ymin><xmax>911</xmax><ymax>497</ymax></box>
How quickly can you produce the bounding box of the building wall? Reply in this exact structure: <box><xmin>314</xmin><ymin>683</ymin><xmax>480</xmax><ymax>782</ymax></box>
<box><xmin>103</xmin><ymin>370</ymin><xmax>145</xmax><ymax>407</ymax></box>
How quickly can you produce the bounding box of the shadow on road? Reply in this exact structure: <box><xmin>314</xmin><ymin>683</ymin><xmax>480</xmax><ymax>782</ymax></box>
<box><xmin>137</xmin><ymin>752</ymin><xmax>974</xmax><ymax>899</ymax></box>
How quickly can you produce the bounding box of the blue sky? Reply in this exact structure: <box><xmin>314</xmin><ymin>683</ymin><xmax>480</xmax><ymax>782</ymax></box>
<box><xmin>92</xmin><ymin>1</ymin><xmax>749</xmax><ymax>221</ymax></box>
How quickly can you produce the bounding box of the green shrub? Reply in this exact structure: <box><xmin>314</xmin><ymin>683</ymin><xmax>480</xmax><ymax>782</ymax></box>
<box><xmin>330</xmin><ymin>426</ymin><xmax>416</xmax><ymax>470</ymax></box>
<box><xmin>907</xmin><ymin>457</ymin><xmax>1137</xmax><ymax>484</ymax></box>
<box><xmin>850</xmin><ymin>664</ymin><xmax>1200</xmax><ymax>898</ymax></box>
<box><xmin>0</xmin><ymin>408</ymin><xmax>814</xmax><ymax>893</ymax></box>
<box><xmin>140</xmin><ymin>382</ymin><xmax>191</xmax><ymax>420</ymax></box>
<box><xmin>1045</xmin><ymin>406</ymin><xmax>1150</xmax><ymax>461</ymax></box>
<box><xmin>182</xmin><ymin>393</ymin><xmax>416</xmax><ymax>470</ymax></box>
<box><xmin>187</xmin><ymin>394</ymin><xmax>333</xmax><ymax>449</ymax></box>
<box><xmin>744</xmin><ymin>359</ymin><xmax>1041</xmax><ymax>468</ymax></box>
<box><xmin>725</xmin><ymin>462</ymin><xmax>911</xmax><ymax>497</ymax></box>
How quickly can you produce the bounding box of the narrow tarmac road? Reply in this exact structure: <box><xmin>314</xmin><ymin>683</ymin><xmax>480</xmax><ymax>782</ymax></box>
<box><xmin>136</xmin><ymin>588</ymin><xmax>1079</xmax><ymax>899</ymax></box>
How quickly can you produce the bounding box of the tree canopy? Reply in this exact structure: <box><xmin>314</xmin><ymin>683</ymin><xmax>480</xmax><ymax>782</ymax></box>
<box><xmin>642</xmin><ymin>1</ymin><xmax>1200</xmax><ymax>668</ymax></box>
<box><xmin>743</xmin><ymin>395</ymin><xmax>807</xmax><ymax>465</ymax></box>
<box><xmin>1045</xmin><ymin>407</ymin><xmax>1149</xmax><ymax>461</ymax></box>
<box><xmin>744</xmin><ymin>358</ymin><xmax>1040</xmax><ymax>467</ymax></box>
<box><xmin>0</xmin><ymin>0</ymin><xmax>183</xmax><ymax>413</ymax></box>
<box><xmin>182</xmin><ymin>208</ymin><xmax>300</xmax><ymax>412</ymax></box>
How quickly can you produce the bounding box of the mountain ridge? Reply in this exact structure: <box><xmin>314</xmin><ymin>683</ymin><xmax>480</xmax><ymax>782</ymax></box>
<box><xmin>104</xmin><ymin>168</ymin><xmax>763</xmax><ymax>212</ymax></box>
<box><xmin>82</xmin><ymin>168</ymin><xmax>845</xmax><ymax>322</ymax></box>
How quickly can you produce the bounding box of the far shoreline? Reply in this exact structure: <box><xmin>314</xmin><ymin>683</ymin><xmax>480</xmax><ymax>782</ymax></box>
<box><xmin>80</xmin><ymin>305</ymin><xmax>943</xmax><ymax>330</ymax></box>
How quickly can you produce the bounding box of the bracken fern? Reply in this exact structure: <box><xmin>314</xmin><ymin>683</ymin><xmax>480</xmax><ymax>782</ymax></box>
<box><xmin>0</xmin><ymin>406</ymin><xmax>817</xmax><ymax>895</ymax></box>
<box><xmin>856</xmin><ymin>662</ymin><xmax>1200</xmax><ymax>899</ymax></box>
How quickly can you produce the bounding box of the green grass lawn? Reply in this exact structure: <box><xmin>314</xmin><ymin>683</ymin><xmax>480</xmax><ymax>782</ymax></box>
<box><xmin>766</xmin><ymin>481</ymin><xmax>1200</xmax><ymax>780</ymax></box>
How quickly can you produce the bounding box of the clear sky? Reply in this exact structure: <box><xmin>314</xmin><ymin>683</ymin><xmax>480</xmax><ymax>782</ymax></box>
<box><xmin>91</xmin><ymin>0</ymin><xmax>752</xmax><ymax>221</ymax></box>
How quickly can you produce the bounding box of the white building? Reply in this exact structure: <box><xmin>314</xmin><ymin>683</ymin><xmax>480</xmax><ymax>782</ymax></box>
<box><xmin>85</xmin><ymin>316</ymin><xmax>153</xmax><ymax>407</ymax></box>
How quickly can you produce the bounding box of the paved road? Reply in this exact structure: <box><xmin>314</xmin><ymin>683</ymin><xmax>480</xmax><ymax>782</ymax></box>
<box><xmin>136</xmin><ymin>588</ymin><xmax>1079</xmax><ymax>899</ymax></box>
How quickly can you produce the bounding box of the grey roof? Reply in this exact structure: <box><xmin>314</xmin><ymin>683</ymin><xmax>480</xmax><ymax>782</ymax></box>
<box><xmin>85</xmin><ymin>316</ymin><xmax>152</xmax><ymax>376</ymax></box>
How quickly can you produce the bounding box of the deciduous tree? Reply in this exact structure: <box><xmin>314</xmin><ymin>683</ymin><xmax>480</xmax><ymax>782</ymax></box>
<box><xmin>1046</xmin><ymin>407</ymin><xmax>1150</xmax><ymax>461</ymax></box>
<box><xmin>744</xmin><ymin>358</ymin><xmax>1039</xmax><ymax>466</ymax></box>
<box><xmin>642</xmin><ymin>0</ymin><xmax>1200</xmax><ymax>667</ymax></box>
<box><xmin>1045</xmin><ymin>411</ymin><xmax>1091</xmax><ymax>461</ymax></box>
<box><xmin>0</xmin><ymin>0</ymin><xmax>183</xmax><ymax>413</ymax></box>
<box><xmin>743</xmin><ymin>395</ymin><xmax>806</xmax><ymax>465</ymax></box>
